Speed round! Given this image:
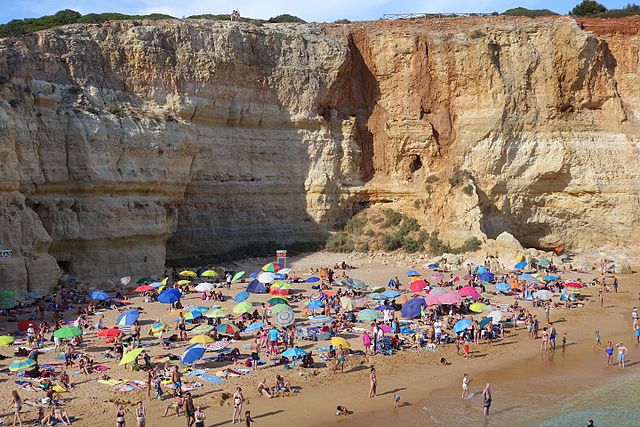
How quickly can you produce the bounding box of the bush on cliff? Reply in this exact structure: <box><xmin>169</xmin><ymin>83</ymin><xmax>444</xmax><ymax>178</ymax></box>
<box><xmin>570</xmin><ymin>0</ymin><xmax>607</xmax><ymax>16</ymax></box>
<box><xmin>502</xmin><ymin>7</ymin><xmax>558</xmax><ymax>17</ymax></box>
<box><xmin>266</xmin><ymin>14</ymin><xmax>306</xmax><ymax>23</ymax></box>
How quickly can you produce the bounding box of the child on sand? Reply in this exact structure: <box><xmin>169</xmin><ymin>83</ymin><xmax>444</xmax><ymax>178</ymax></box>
<box><xmin>393</xmin><ymin>395</ymin><xmax>400</xmax><ymax>408</ymax></box>
<box><xmin>461</xmin><ymin>374</ymin><xmax>470</xmax><ymax>399</ymax></box>
<box><xmin>593</xmin><ymin>330</ymin><xmax>601</xmax><ymax>351</ymax></box>
<box><xmin>336</xmin><ymin>406</ymin><xmax>349</xmax><ymax>416</ymax></box>
<box><xmin>244</xmin><ymin>410</ymin><xmax>255</xmax><ymax>426</ymax></box>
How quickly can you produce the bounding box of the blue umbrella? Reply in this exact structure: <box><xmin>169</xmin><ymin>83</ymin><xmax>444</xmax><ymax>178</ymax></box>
<box><xmin>544</xmin><ymin>275</ymin><xmax>560</xmax><ymax>281</ymax></box>
<box><xmin>305</xmin><ymin>277</ymin><xmax>320</xmax><ymax>283</ymax></box>
<box><xmin>477</xmin><ymin>266</ymin><xmax>489</xmax><ymax>275</ymax></box>
<box><xmin>519</xmin><ymin>273</ymin><xmax>534</xmax><ymax>279</ymax></box>
<box><xmin>368</xmin><ymin>293</ymin><xmax>387</xmax><ymax>301</ymax></box>
<box><xmin>453</xmin><ymin>318</ymin><xmax>472</xmax><ymax>333</ymax></box>
<box><xmin>249</xmin><ymin>271</ymin><xmax>260</xmax><ymax>279</ymax></box>
<box><xmin>427</xmin><ymin>263</ymin><xmax>439</xmax><ymax>269</ymax></box>
<box><xmin>234</xmin><ymin>292</ymin><xmax>250</xmax><ymax>302</ymax></box>
<box><xmin>181</xmin><ymin>345</ymin><xmax>206</xmax><ymax>364</ymax></box>
<box><xmin>514</xmin><ymin>261</ymin><xmax>527</xmax><ymax>270</ymax></box>
<box><xmin>308</xmin><ymin>300</ymin><xmax>324</xmax><ymax>309</ymax></box>
<box><xmin>400</xmin><ymin>298</ymin><xmax>426</xmax><ymax>319</ymax></box>
<box><xmin>274</xmin><ymin>273</ymin><xmax>287</xmax><ymax>280</ymax></box>
<box><xmin>158</xmin><ymin>289</ymin><xmax>181</xmax><ymax>304</ymax></box>
<box><xmin>495</xmin><ymin>283</ymin><xmax>512</xmax><ymax>292</ymax></box>
<box><xmin>89</xmin><ymin>291</ymin><xmax>109</xmax><ymax>301</ymax></box>
<box><xmin>150</xmin><ymin>282</ymin><xmax>164</xmax><ymax>288</ymax></box>
<box><xmin>381</xmin><ymin>290</ymin><xmax>400</xmax><ymax>299</ymax></box>
<box><xmin>479</xmin><ymin>272</ymin><xmax>494</xmax><ymax>282</ymax></box>
<box><xmin>117</xmin><ymin>309</ymin><xmax>140</xmax><ymax>327</ymax></box>
<box><xmin>281</xmin><ymin>347</ymin><xmax>307</xmax><ymax>358</ymax></box>
<box><xmin>479</xmin><ymin>317</ymin><xmax>492</xmax><ymax>329</ymax></box>
<box><xmin>406</xmin><ymin>269</ymin><xmax>421</xmax><ymax>277</ymax></box>
<box><xmin>243</xmin><ymin>322</ymin><xmax>266</xmax><ymax>333</ymax></box>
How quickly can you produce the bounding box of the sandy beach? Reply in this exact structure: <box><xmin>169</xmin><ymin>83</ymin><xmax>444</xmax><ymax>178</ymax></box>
<box><xmin>0</xmin><ymin>251</ymin><xmax>638</xmax><ymax>427</ymax></box>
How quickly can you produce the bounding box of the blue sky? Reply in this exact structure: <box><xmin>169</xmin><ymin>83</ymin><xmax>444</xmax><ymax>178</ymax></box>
<box><xmin>0</xmin><ymin>0</ymin><xmax>631</xmax><ymax>24</ymax></box>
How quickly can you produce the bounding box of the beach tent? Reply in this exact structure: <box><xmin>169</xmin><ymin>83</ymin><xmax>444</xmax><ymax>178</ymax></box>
<box><xmin>406</xmin><ymin>269</ymin><xmax>421</xmax><ymax>277</ymax></box>
<box><xmin>234</xmin><ymin>292</ymin><xmax>250</xmax><ymax>302</ymax></box>
<box><xmin>246</xmin><ymin>280</ymin><xmax>267</xmax><ymax>294</ymax></box>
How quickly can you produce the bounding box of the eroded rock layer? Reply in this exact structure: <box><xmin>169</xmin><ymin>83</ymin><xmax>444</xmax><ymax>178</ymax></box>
<box><xmin>0</xmin><ymin>16</ymin><xmax>638</xmax><ymax>290</ymax></box>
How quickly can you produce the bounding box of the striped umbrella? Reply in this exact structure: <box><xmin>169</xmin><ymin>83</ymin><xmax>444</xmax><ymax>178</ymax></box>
<box><xmin>216</xmin><ymin>324</ymin><xmax>239</xmax><ymax>335</ymax></box>
<box><xmin>271</xmin><ymin>304</ymin><xmax>291</xmax><ymax>315</ymax></box>
<box><xmin>357</xmin><ymin>309</ymin><xmax>380</xmax><ymax>322</ymax></box>
<box><xmin>309</xmin><ymin>291</ymin><xmax>325</xmax><ymax>301</ymax></box>
<box><xmin>191</xmin><ymin>324</ymin><xmax>214</xmax><ymax>334</ymax></box>
<box><xmin>274</xmin><ymin>308</ymin><xmax>295</xmax><ymax>327</ymax></box>
<box><xmin>149</xmin><ymin>322</ymin><xmax>167</xmax><ymax>335</ymax></box>
<box><xmin>9</xmin><ymin>358</ymin><xmax>36</xmax><ymax>372</ymax></box>
<box><xmin>204</xmin><ymin>308</ymin><xmax>227</xmax><ymax>319</ymax></box>
<box><xmin>262</xmin><ymin>263</ymin><xmax>282</xmax><ymax>272</ymax></box>
<box><xmin>209</xmin><ymin>339</ymin><xmax>230</xmax><ymax>351</ymax></box>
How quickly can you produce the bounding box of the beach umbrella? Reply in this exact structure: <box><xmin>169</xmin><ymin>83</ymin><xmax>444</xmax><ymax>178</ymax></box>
<box><xmin>458</xmin><ymin>286</ymin><xmax>479</xmax><ymax>297</ymax></box>
<box><xmin>309</xmin><ymin>291</ymin><xmax>325</xmax><ymax>301</ymax></box>
<box><xmin>201</xmin><ymin>270</ymin><xmax>218</xmax><ymax>278</ymax></box>
<box><xmin>371</xmin><ymin>324</ymin><xmax>392</xmax><ymax>333</ymax></box>
<box><xmin>305</xmin><ymin>277</ymin><xmax>321</xmax><ymax>283</ymax></box>
<box><xmin>257</xmin><ymin>272</ymin><xmax>275</xmax><ymax>284</ymax></box>
<box><xmin>179</xmin><ymin>270</ymin><xmax>197</xmax><ymax>278</ymax></box>
<box><xmin>98</xmin><ymin>327</ymin><xmax>122</xmax><ymax>338</ymax></box>
<box><xmin>477</xmin><ymin>266</ymin><xmax>488</xmax><ymax>274</ymax></box>
<box><xmin>233</xmin><ymin>302</ymin><xmax>253</xmax><ymax>315</ymax></box>
<box><xmin>195</xmin><ymin>283</ymin><xmax>215</xmax><ymax>292</ymax></box>
<box><xmin>116</xmin><ymin>309</ymin><xmax>140</xmax><ymax>327</ymax></box>
<box><xmin>479</xmin><ymin>317</ymin><xmax>492</xmax><ymax>329</ymax></box>
<box><xmin>149</xmin><ymin>322</ymin><xmax>167</xmax><ymax>335</ymax></box>
<box><xmin>232</xmin><ymin>271</ymin><xmax>245</xmax><ymax>282</ymax></box>
<box><xmin>514</xmin><ymin>261</ymin><xmax>527</xmax><ymax>270</ymax></box>
<box><xmin>346</xmin><ymin>278</ymin><xmax>367</xmax><ymax>290</ymax></box>
<box><xmin>177</xmin><ymin>280</ymin><xmax>191</xmax><ymax>285</ymax></box>
<box><xmin>270</xmin><ymin>282</ymin><xmax>293</xmax><ymax>295</ymax></box>
<box><xmin>9</xmin><ymin>358</ymin><xmax>36</xmax><ymax>372</ymax></box>
<box><xmin>158</xmin><ymin>289</ymin><xmax>181</xmax><ymax>304</ymax></box>
<box><xmin>135</xmin><ymin>285</ymin><xmax>154</xmax><ymax>292</ymax></box>
<box><xmin>543</xmin><ymin>275</ymin><xmax>560</xmax><ymax>281</ymax></box>
<box><xmin>244</xmin><ymin>323</ymin><xmax>266</xmax><ymax>333</ymax></box>
<box><xmin>183</xmin><ymin>310</ymin><xmax>203</xmax><ymax>321</ymax></box>
<box><xmin>119</xmin><ymin>348</ymin><xmax>144</xmax><ymax>365</ymax></box>
<box><xmin>191</xmin><ymin>324</ymin><xmax>214</xmax><ymax>335</ymax></box>
<box><xmin>54</xmin><ymin>326</ymin><xmax>83</xmax><ymax>339</ymax></box>
<box><xmin>469</xmin><ymin>302</ymin><xmax>486</xmax><ymax>313</ymax></box>
<box><xmin>357</xmin><ymin>309</ymin><xmax>380</xmax><ymax>322</ymax></box>
<box><xmin>181</xmin><ymin>345</ymin><xmax>206</xmax><ymax>364</ymax></box>
<box><xmin>136</xmin><ymin>277</ymin><xmax>150</xmax><ymax>284</ymax></box>
<box><xmin>274</xmin><ymin>308</ymin><xmax>295</xmax><ymax>327</ymax></box>
<box><xmin>406</xmin><ymin>269</ymin><xmax>421</xmax><ymax>277</ymax></box>
<box><xmin>207</xmin><ymin>339</ymin><xmax>230</xmax><ymax>352</ymax></box>
<box><xmin>204</xmin><ymin>308</ymin><xmax>227</xmax><ymax>319</ymax></box>
<box><xmin>307</xmin><ymin>315</ymin><xmax>335</xmax><ymax>324</ymax></box>
<box><xmin>427</xmin><ymin>263</ymin><xmax>439</xmax><ymax>269</ymax></box>
<box><xmin>495</xmin><ymin>283</ymin><xmax>512</xmax><ymax>293</ymax></box>
<box><xmin>479</xmin><ymin>272</ymin><xmax>494</xmax><ymax>282</ymax></box>
<box><xmin>401</xmin><ymin>298</ymin><xmax>427</xmax><ymax>319</ymax></box>
<box><xmin>533</xmin><ymin>290</ymin><xmax>554</xmax><ymax>300</ymax></box>
<box><xmin>17</xmin><ymin>320</ymin><xmax>38</xmax><ymax>332</ymax></box>
<box><xmin>439</xmin><ymin>292</ymin><xmax>461</xmax><ymax>305</ymax></box>
<box><xmin>538</xmin><ymin>259</ymin><xmax>551</xmax><ymax>267</ymax></box>
<box><xmin>409</xmin><ymin>280</ymin><xmax>428</xmax><ymax>292</ymax></box>
<box><xmin>89</xmin><ymin>291</ymin><xmax>110</xmax><ymax>301</ymax></box>
<box><xmin>430</xmin><ymin>287</ymin><xmax>448</xmax><ymax>294</ymax></box>
<box><xmin>331</xmin><ymin>337</ymin><xmax>350</xmax><ymax>349</ymax></box>
<box><xmin>234</xmin><ymin>292</ymin><xmax>250</xmax><ymax>302</ymax></box>
<box><xmin>429</xmin><ymin>273</ymin><xmax>444</xmax><ymax>282</ymax></box>
<box><xmin>271</xmin><ymin>304</ymin><xmax>292</xmax><ymax>315</ymax></box>
<box><xmin>216</xmin><ymin>324</ymin><xmax>239</xmax><ymax>335</ymax></box>
<box><xmin>262</xmin><ymin>263</ymin><xmax>282</xmax><ymax>273</ymax></box>
<box><xmin>307</xmin><ymin>300</ymin><xmax>324</xmax><ymax>310</ymax></box>
<box><xmin>190</xmin><ymin>335</ymin><xmax>214</xmax><ymax>345</ymax></box>
<box><xmin>245</xmin><ymin>280</ymin><xmax>267</xmax><ymax>294</ymax></box>
<box><xmin>340</xmin><ymin>297</ymin><xmax>356</xmax><ymax>311</ymax></box>
<box><xmin>487</xmin><ymin>310</ymin><xmax>502</xmax><ymax>319</ymax></box>
<box><xmin>381</xmin><ymin>290</ymin><xmax>400</xmax><ymax>299</ymax></box>
<box><xmin>564</xmin><ymin>282</ymin><xmax>583</xmax><ymax>289</ymax></box>
<box><xmin>453</xmin><ymin>319</ymin><xmax>472</xmax><ymax>333</ymax></box>
<box><xmin>149</xmin><ymin>282</ymin><xmax>163</xmax><ymax>289</ymax></box>
<box><xmin>267</xmin><ymin>297</ymin><xmax>289</xmax><ymax>306</ymax></box>
<box><xmin>0</xmin><ymin>297</ymin><xmax>17</xmax><ymax>309</ymax></box>
<box><xmin>281</xmin><ymin>347</ymin><xmax>307</xmax><ymax>358</ymax></box>
<box><xmin>368</xmin><ymin>293</ymin><xmax>387</xmax><ymax>301</ymax></box>
<box><xmin>426</xmin><ymin>294</ymin><xmax>441</xmax><ymax>306</ymax></box>
<box><xmin>0</xmin><ymin>335</ymin><xmax>15</xmax><ymax>346</ymax></box>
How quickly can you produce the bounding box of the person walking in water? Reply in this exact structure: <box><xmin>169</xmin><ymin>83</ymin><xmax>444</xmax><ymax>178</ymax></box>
<box><xmin>369</xmin><ymin>366</ymin><xmax>377</xmax><ymax>398</ymax></box>
<box><xmin>482</xmin><ymin>383</ymin><xmax>492</xmax><ymax>416</ymax></box>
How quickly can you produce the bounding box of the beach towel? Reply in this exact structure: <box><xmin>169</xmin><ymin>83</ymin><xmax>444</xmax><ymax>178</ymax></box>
<box><xmin>185</xmin><ymin>369</ymin><xmax>206</xmax><ymax>377</ymax></box>
<box><xmin>199</xmin><ymin>375</ymin><xmax>224</xmax><ymax>384</ymax></box>
<box><xmin>93</xmin><ymin>365</ymin><xmax>110</xmax><ymax>371</ymax></box>
<box><xmin>98</xmin><ymin>379</ymin><xmax>124</xmax><ymax>386</ymax></box>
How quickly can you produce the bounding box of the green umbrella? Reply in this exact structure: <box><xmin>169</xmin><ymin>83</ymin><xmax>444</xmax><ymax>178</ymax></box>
<box><xmin>0</xmin><ymin>291</ymin><xmax>17</xmax><ymax>298</ymax></box>
<box><xmin>191</xmin><ymin>324</ymin><xmax>214</xmax><ymax>334</ymax></box>
<box><xmin>357</xmin><ymin>309</ymin><xmax>380</xmax><ymax>322</ymax></box>
<box><xmin>233</xmin><ymin>302</ymin><xmax>253</xmax><ymax>315</ymax></box>
<box><xmin>119</xmin><ymin>348</ymin><xmax>144</xmax><ymax>365</ymax></box>
<box><xmin>53</xmin><ymin>326</ymin><xmax>83</xmax><ymax>339</ymax></box>
<box><xmin>271</xmin><ymin>304</ymin><xmax>292</xmax><ymax>315</ymax></box>
<box><xmin>136</xmin><ymin>277</ymin><xmax>150</xmax><ymax>284</ymax></box>
<box><xmin>267</xmin><ymin>297</ymin><xmax>289</xmax><ymax>306</ymax></box>
<box><xmin>232</xmin><ymin>271</ymin><xmax>245</xmax><ymax>282</ymax></box>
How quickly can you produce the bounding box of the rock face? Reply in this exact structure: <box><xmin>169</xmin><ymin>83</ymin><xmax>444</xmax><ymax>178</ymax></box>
<box><xmin>0</xmin><ymin>16</ymin><xmax>639</xmax><ymax>289</ymax></box>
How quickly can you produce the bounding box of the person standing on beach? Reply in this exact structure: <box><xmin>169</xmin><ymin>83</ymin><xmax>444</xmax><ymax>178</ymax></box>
<box><xmin>171</xmin><ymin>366</ymin><xmax>182</xmax><ymax>396</ymax></box>
<box><xmin>548</xmin><ymin>324</ymin><xmax>557</xmax><ymax>350</ymax></box>
<box><xmin>5</xmin><ymin>390</ymin><xmax>23</xmax><ymax>427</ymax></box>
<box><xmin>633</xmin><ymin>318</ymin><xmax>640</xmax><ymax>344</ymax></box>
<box><xmin>593</xmin><ymin>330</ymin><xmax>601</xmax><ymax>351</ymax></box>
<box><xmin>482</xmin><ymin>384</ymin><xmax>492</xmax><ymax>416</ymax></box>
<box><xmin>232</xmin><ymin>387</ymin><xmax>244</xmax><ymax>424</ymax></box>
<box><xmin>461</xmin><ymin>373</ymin><xmax>470</xmax><ymax>399</ymax></box>
<box><xmin>613</xmin><ymin>276</ymin><xmax>618</xmax><ymax>293</ymax></box>
<box><xmin>598</xmin><ymin>290</ymin><xmax>604</xmax><ymax>308</ymax></box>
<box><xmin>616</xmin><ymin>343</ymin><xmax>628</xmax><ymax>368</ymax></box>
<box><xmin>605</xmin><ymin>341</ymin><xmax>614</xmax><ymax>367</ymax></box>
<box><xmin>194</xmin><ymin>406</ymin><xmax>205</xmax><ymax>427</ymax></box>
<box><xmin>185</xmin><ymin>392</ymin><xmax>195</xmax><ymax>427</ymax></box>
<box><xmin>135</xmin><ymin>402</ymin><xmax>145</xmax><ymax>427</ymax></box>
<box><xmin>369</xmin><ymin>366</ymin><xmax>377</xmax><ymax>398</ymax></box>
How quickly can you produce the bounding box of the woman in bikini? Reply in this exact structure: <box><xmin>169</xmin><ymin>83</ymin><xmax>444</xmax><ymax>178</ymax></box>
<box><xmin>232</xmin><ymin>387</ymin><xmax>244</xmax><ymax>424</ymax></box>
<box><xmin>194</xmin><ymin>406</ymin><xmax>205</xmax><ymax>427</ymax></box>
<box><xmin>116</xmin><ymin>403</ymin><xmax>127</xmax><ymax>427</ymax></box>
<box><xmin>135</xmin><ymin>402</ymin><xmax>145</xmax><ymax>427</ymax></box>
<box><xmin>6</xmin><ymin>391</ymin><xmax>23</xmax><ymax>427</ymax></box>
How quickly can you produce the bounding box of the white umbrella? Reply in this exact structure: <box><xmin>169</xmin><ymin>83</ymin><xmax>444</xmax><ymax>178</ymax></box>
<box><xmin>533</xmin><ymin>290</ymin><xmax>554</xmax><ymax>301</ymax></box>
<box><xmin>257</xmin><ymin>272</ymin><xmax>275</xmax><ymax>284</ymax></box>
<box><xmin>195</xmin><ymin>283</ymin><xmax>215</xmax><ymax>292</ymax></box>
<box><xmin>487</xmin><ymin>310</ymin><xmax>503</xmax><ymax>323</ymax></box>
<box><xmin>279</xmin><ymin>268</ymin><xmax>292</xmax><ymax>275</ymax></box>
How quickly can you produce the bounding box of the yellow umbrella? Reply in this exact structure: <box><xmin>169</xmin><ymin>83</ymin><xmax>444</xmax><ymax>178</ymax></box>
<box><xmin>0</xmin><ymin>335</ymin><xmax>15</xmax><ymax>346</ymax></box>
<box><xmin>161</xmin><ymin>277</ymin><xmax>168</xmax><ymax>285</ymax></box>
<box><xmin>469</xmin><ymin>302</ymin><xmax>486</xmax><ymax>313</ymax></box>
<box><xmin>233</xmin><ymin>302</ymin><xmax>253</xmax><ymax>315</ymax></box>
<box><xmin>177</xmin><ymin>280</ymin><xmax>191</xmax><ymax>285</ymax></box>
<box><xmin>204</xmin><ymin>308</ymin><xmax>227</xmax><ymax>319</ymax></box>
<box><xmin>331</xmin><ymin>337</ymin><xmax>350</xmax><ymax>349</ymax></box>
<box><xmin>339</xmin><ymin>297</ymin><xmax>356</xmax><ymax>311</ymax></box>
<box><xmin>190</xmin><ymin>334</ymin><xmax>214</xmax><ymax>345</ymax></box>
<box><xmin>201</xmin><ymin>270</ymin><xmax>218</xmax><ymax>278</ymax></box>
<box><xmin>179</xmin><ymin>270</ymin><xmax>197</xmax><ymax>278</ymax></box>
<box><xmin>119</xmin><ymin>348</ymin><xmax>144</xmax><ymax>365</ymax></box>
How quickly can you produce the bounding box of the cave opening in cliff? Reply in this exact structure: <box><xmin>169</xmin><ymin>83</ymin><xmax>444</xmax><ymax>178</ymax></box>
<box><xmin>57</xmin><ymin>260</ymin><xmax>71</xmax><ymax>274</ymax></box>
<box><xmin>408</xmin><ymin>154</ymin><xmax>423</xmax><ymax>173</ymax></box>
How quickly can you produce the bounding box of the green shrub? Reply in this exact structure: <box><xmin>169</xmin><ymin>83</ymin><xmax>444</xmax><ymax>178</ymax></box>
<box><xmin>462</xmin><ymin>184</ymin><xmax>474</xmax><ymax>196</ymax></box>
<box><xmin>470</xmin><ymin>30</ymin><xmax>485</xmax><ymax>39</ymax></box>
<box><xmin>381</xmin><ymin>233</ymin><xmax>402</xmax><ymax>251</ymax></box>
<box><xmin>266</xmin><ymin>14</ymin><xmax>306</xmax><ymax>23</ymax></box>
<box><xmin>398</xmin><ymin>217</ymin><xmax>420</xmax><ymax>236</ymax></box>
<box><xmin>597</xmin><ymin>4</ymin><xmax>640</xmax><ymax>17</ymax></box>
<box><xmin>571</xmin><ymin>0</ymin><xmax>607</xmax><ymax>16</ymax></box>
<box><xmin>448</xmin><ymin>168</ymin><xmax>471</xmax><ymax>187</ymax></box>
<box><xmin>402</xmin><ymin>237</ymin><xmax>424</xmax><ymax>253</ymax></box>
<box><xmin>451</xmin><ymin>237</ymin><xmax>482</xmax><ymax>254</ymax></box>
<box><xmin>383</xmin><ymin>209</ymin><xmax>403</xmax><ymax>227</ymax></box>
<box><xmin>425</xmin><ymin>174</ymin><xmax>440</xmax><ymax>184</ymax></box>
<box><xmin>344</xmin><ymin>214</ymin><xmax>366</xmax><ymax>234</ymax></box>
<box><xmin>325</xmin><ymin>232</ymin><xmax>355</xmax><ymax>253</ymax></box>
<box><xmin>502</xmin><ymin>7</ymin><xmax>558</xmax><ymax>16</ymax></box>
<box><xmin>334</xmin><ymin>19</ymin><xmax>351</xmax><ymax>24</ymax></box>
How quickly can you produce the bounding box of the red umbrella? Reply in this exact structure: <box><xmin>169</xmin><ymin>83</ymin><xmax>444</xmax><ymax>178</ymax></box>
<box><xmin>135</xmin><ymin>285</ymin><xmax>154</xmax><ymax>292</ymax></box>
<box><xmin>17</xmin><ymin>320</ymin><xmax>38</xmax><ymax>332</ymax></box>
<box><xmin>409</xmin><ymin>280</ymin><xmax>428</xmax><ymax>293</ymax></box>
<box><xmin>98</xmin><ymin>327</ymin><xmax>122</xmax><ymax>337</ymax></box>
<box><xmin>564</xmin><ymin>282</ymin><xmax>583</xmax><ymax>289</ymax></box>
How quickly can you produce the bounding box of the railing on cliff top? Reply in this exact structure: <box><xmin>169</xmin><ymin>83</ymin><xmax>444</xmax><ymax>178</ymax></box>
<box><xmin>382</xmin><ymin>13</ymin><xmax>495</xmax><ymax>20</ymax></box>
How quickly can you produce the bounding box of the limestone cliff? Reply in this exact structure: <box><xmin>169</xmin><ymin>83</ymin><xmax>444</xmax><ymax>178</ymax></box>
<box><xmin>0</xmin><ymin>16</ymin><xmax>638</xmax><ymax>290</ymax></box>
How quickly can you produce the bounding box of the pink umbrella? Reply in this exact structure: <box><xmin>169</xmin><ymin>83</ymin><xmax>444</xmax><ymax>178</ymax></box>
<box><xmin>409</xmin><ymin>280</ymin><xmax>428</xmax><ymax>293</ymax></box>
<box><xmin>371</xmin><ymin>324</ymin><xmax>392</xmax><ymax>333</ymax></box>
<box><xmin>439</xmin><ymin>292</ymin><xmax>461</xmax><ymax>305</ymax></box>
<box><xmin>426</xmin><ymin>294</ymin><xmax>441</xmax><ymax>306</ymax></box>
<box><xmin>429</xmin><ymin>273</ymin><xmax>444</xmax><ymax>281</ymax></box>
<box><xmin>457</xmin><ymin>286</ymin><xmax>479</xmax><ymax>297</ymax></box>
